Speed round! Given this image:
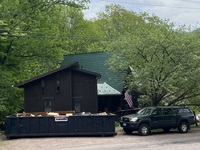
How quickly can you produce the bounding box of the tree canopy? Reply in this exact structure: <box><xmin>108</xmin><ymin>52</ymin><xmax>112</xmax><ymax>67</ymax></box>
<box><xmin>96</xmin><ymin>5</ymin><xmax>200</xmax><ymax>106</ymax></box>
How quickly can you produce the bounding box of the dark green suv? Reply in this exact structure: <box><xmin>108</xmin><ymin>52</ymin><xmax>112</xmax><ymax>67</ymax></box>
<box><xmin>120</xmin><ymin>106</ymin><xmax>196</xmax><ymax>136</ymax></box>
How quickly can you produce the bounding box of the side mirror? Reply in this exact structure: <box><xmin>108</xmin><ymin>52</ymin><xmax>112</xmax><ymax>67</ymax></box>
<box><xmin>152</xmin><ymin>111</ymin><xmax>158</xmax><ymax>116</ymax></box>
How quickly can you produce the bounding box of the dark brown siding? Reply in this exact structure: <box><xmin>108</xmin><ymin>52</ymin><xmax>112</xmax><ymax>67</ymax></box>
<box><xmin>72</xmin><ymin>70</ymin><xmax>98</xmax><ymax>113</ymax></box>
<box><xmin>23</xmin><ymin>68</ymin><xmax>98</xmax><ymax>113</ymax></box>
<box><xmin>54</xmin><ymin>69</ymin><xmax>72</xmax><ymax>111</ymax></box>
<box><xmin>24</xmin><ymin>70</ymin><xmax>72</xmax><ymax>112</ymax></box>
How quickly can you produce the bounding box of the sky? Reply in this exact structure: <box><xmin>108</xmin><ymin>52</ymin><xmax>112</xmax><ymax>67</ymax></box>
<box><xmin>83</xmin><ymin>0</ymin><xmax>200</xmax><ymax>29</ymax></box>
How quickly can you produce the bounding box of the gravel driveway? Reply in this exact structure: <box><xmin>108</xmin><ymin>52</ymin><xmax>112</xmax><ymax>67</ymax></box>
<box><xmin>0</xmin><ymin>127</ymin><xmax>200</xmax><ymax>150</ymax></box>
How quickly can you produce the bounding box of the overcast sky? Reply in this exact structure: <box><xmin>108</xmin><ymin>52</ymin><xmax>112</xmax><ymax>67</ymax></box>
<box><xmin>83</xmin><ymin>0</ymin><xmax>200</xmax><ymax>29</ymax></box>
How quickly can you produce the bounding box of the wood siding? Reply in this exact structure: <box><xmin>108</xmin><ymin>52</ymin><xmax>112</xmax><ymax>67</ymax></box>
<box><xmin>23</xmin><ymin>68</ymin><xmax>98</xmax><ymax>113</ymax></box>
<box><xmin>72</xmin><ymin>70</ymin><xmax>98</xmax><ymax>113</ymax></box>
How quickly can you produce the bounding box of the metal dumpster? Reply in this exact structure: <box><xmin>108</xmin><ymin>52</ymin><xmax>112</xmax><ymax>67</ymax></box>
<box><xmin>5</xmin><ymin>115</ymin><xmax>116</xmax><ymax>138</ymax></box>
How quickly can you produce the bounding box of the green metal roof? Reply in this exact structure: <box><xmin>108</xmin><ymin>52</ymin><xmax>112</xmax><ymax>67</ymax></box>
<box><xmin>97</xmin><ymin>82</ymin><xmax>121</xmax><ymax>95</ymax></box>
<box><xmin>61</xmin><ymin>52</ymin><xmax>125</xmax><ymax>94</ymax></box>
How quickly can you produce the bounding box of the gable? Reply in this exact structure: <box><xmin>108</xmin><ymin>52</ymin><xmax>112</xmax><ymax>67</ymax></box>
<box><xmin>17</xmin><ymin>62</ymin><xmax>100</xmax><ymax>88</ymax></box>
<box><xmin>61</xmin><ymin>52</ymin><xmax>125</xmax><ymax>94</ymax></box>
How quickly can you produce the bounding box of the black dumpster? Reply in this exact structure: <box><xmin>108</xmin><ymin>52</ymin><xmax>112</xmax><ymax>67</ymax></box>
<box><xmin>5</xmin><ymin>115</ymin><xmax>116</xmax><ymax>138</ymax></box>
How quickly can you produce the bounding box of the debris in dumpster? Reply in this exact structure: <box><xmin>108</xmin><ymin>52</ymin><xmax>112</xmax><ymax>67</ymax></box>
<box><xmin>15</xmin><ymin>110</ymin><xmax>110</xmax><ymax>118</ymax></box>
<box><xmin>96</xmin><ymin>112</ymin><xmax>107</xmax><ymax>115</ymax></box>
<box><xmin>16</xmin><ymin>110</ymin><xmax>75</xmax><ymax>117</ymax></box>
<box><xmin>47</xmin><ymin>112</ymin><xmax>59</xmax><ymax>116</ymax></box>
<box><xmin>74</xmin><ymin>112</ymin><xmax>92</xmax><ymax>116</ymax></box>
<box><xmin>74</xmin><ymin>112</ymin><xmax>109</xmax><ymax>116</ymax></box>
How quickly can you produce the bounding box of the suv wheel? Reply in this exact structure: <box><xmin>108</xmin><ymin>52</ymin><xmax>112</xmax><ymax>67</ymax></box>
<box><xmin>178</xmin><ymin>122</ymin><xmax>188</xmax><ymax>133</ymax></box>
<box><xmin>123</xmin><ymin>128</ymin><xmax>133</xmax><ymax>134</ymax></box>
<box><xmin>138</xmin><ymin>124</ymin><xmax>150</xmax><ymax>136</ymax></box>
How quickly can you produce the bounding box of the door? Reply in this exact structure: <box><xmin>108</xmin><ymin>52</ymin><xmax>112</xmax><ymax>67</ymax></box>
<box><xmin>73</xmin><ymin>97</ymin><xmax>82</xmax><ymax>113</ymax></box>
<box><xmin>151</xmin><ymin>108</ymin><xmax>163</xmax><ymax>129</ymax></box>
<box><xmin>162</xmin><ymin>108</ymin><xmax>177</xmax><ymax>128</ymax></box>
<box><xmin>43</xmin><ymin>98</ymin><xmax>53</xmax><ymax>112</ymax></box>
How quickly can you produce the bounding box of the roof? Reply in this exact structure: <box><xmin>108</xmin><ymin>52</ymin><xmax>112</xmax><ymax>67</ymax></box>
<box><xmin>17</xmin><ymin>62</ymin><xmax>100</xmax><ymax>87</ymax></box>
<box><xmin>97</xmin><ymin>82</ymin><xmax>121</xmax><ymax>95</ymax></box>
<box><xmin>61</xmin><ymin>52</ymin><xmax>125</xmax><ymax>93</ymax></box>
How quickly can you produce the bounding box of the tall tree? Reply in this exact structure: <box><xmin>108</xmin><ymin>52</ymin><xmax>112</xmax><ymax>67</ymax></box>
<box><xmin>59</xmin><ymin>6</ymin><xmax>103</xmax><ymax>54</ymax></box>
<box><xmin>91</xmin><ymin>4</ymin><xmax>144</xmax><ymax>51</ymax></box>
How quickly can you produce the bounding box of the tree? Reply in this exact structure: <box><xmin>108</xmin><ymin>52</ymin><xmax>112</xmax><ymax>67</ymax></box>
<box><xmin>0</xmin><ymin>0</ymin><xmax>90</xmax><ymax>121</ymax></box>
<box><xmin>96</xmin><ymin>4</ymin><xmax>200</xmax><ymax>106</ymax></box>
<box><xmin>59</xmin><ymin>6</ymin><xmax>103</xmax><ymax>54</ymax></box>
<box><xmin>91</xmin><ymin>4</ymin><xmax>144</xmax><ymax>51</ymax></box>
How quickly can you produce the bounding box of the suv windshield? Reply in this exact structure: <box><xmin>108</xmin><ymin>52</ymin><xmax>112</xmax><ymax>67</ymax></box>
<box><xmin>137</xmin><ymin>108</ymin><xmax>152</xmax><ymax>115</ymax></box>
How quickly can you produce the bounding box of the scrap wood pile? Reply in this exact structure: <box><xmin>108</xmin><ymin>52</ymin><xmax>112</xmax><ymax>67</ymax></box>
<box><xmin>16</xmin><ymin>111</ymin><xmax>109</xmax><ymax>117</ymax></box>
<box><xmin>16</xmin><ymin>111</ymin><xmax>74</xmax><ymax>117</ymax></box>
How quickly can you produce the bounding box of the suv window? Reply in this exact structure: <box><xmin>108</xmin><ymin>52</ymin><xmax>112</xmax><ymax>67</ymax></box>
<box><xmin>152</xmin><ymin>108</ymin><xmax>162</xmax><ymax>115</ymax></box>
<box><xmin>163</xmin><ymin>108</ymin><xmax>175</xmax><ymax>115</ymax></box>
<box><xmin>177</xmin><ymin>108</ymin><xmax>191</xmax><ymax>114</ymax></box>
<box><xmin>137</xmin><ymin>108</ymin><xmax>152</xmax><ymax>115</ymax></box>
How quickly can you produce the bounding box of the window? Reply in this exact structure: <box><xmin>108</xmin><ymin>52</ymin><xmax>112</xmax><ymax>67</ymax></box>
<box><xmin>56</xmin><ymin>73</ymin><xmax>60</xmax><ymax>93</ymax></box>
<box><xmin>41</xmin><ymin>80</ymin><xmax>45</xmax><ymax>93</ymax></box>
<box><xmin>177</xmin><ymin>108</ymin><xmax>190</xmax><ymax>114</ymax></box>
<box><xmin>163</xmin><ymin>108</ymin><xmax>175</xmax><ymax>115</ymax></box>
<box><xmin>137</xmin><ymin>108</ymin><xmax>152</xmax><ymax>115</ymax></box>
<box><xmin>152</xmin><ymin>108</ymin><xmax>162</xmax><ymax>115</ymax></box>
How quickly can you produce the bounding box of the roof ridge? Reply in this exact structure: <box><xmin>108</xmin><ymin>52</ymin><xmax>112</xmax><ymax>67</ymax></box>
<box><xmin>63</xmin><ymin>51</ymin><xmax>108</xmax><ymax>56</ymax></box>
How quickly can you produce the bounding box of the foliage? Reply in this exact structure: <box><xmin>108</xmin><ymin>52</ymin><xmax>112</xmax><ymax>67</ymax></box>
<box><xmin>137</xmin><ymin>95</ymin><xmax>152</xmax><ymax>108</ymax></box>
<box><xmin>96</xmin><ymin>4</ymin><xmax>200</xmax><ymax>106</ymax></box>
<box><xmin>59</xmin><ymin>7</ymin><xmax>103</xmax><ymax>54</ymax></box>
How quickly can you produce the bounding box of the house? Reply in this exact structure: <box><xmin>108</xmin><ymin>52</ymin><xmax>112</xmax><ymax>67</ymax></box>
<box><xmin>61</xmin><ymin>52</ymin><xmax>139</xmax><ymax>112</ymax></box>
<box><xmin>17</xmin><ymin>62</ymin><xmax>100</xmax><ymax>113</ymax></box>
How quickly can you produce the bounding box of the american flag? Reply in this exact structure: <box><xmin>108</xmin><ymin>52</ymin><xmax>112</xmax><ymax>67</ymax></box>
<box><xmin>124</xmin><ymin>91</ymin><xmax>133</xmax><ymax>108</ymax></box>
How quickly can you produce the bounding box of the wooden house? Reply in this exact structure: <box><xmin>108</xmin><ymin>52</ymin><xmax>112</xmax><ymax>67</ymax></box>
<box><xmin>17</xmin><ymin>62</ymin><xmax>100</xmax><ymax>113</ymax></box>
<box><xmin>61</xmin><ymin>52</ymin><xmax>139</xmax><ymax>113</ymax></box>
